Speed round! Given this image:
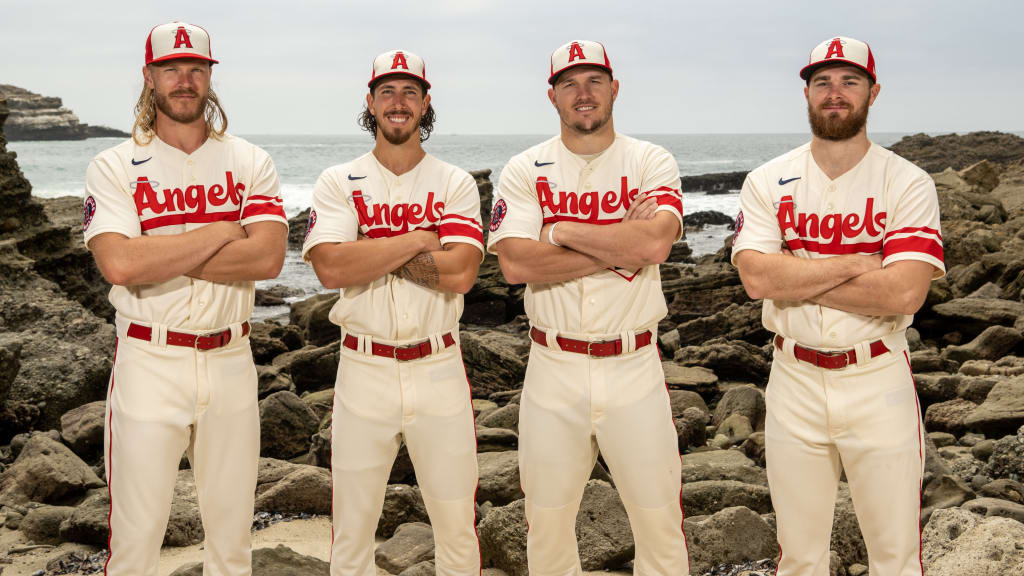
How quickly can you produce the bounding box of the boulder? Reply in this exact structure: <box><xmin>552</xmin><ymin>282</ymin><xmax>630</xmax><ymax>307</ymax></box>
<box><xmin>374</xmin><ymin>522</ymin><xmax>435</xmax><ymax>575</ymax></box>
<box><xmin>674</xmin><ymin>339</ymin><xmax>771</xmax><ymax>383</ymax></box>
<box><xmin>673</xmin><ymin>302</ymin><xmax>768</xmax><ymax>347</ymax></box>
<box><xmin>378</xmin><ymin>484</ymin><xmax>430</xmax><ymax>538</ymax></box>
<box><xmin>910</xmin><ymin>349</ymin><xmax>959</xmax><ymax>374</ymax></box>
<box><xmin>712</xmin><ymin>385</ymin><xmax>766</xmax><ymax>431</ymax></box>
<box><xmin>475</xmin><ymin>426</ymin><xmax>519</xmax><ymax>453</ymax></box>
<box><xmin>463</xmin><ymin>254</ymin><xmax>525</xmax><ymax>326</ymax></box>
<box><xmin>398</xmin><ymin>560</ymin><xmax>436</xmax><ymax>576</ymax></box>
<box><xmin>681</xmin><ymin>480</ymin><xmax>772</xmax><ymax>516</ymax></box>
<box><xmin>271</xmin><ymin>343</ymin><xmax>340</xmax><ymax>395</ymax></box>
<box><xmin>0</xmin><ymin>434</ymin><xmax>104</xmax><ymax>505</ymax></box>
<box><xmin>662</xmin><ymin>362</ymin><xmax>718</xmax><ymax>395</ymax></box>
<box><xmin>253</xmin><ymin>464</ymin><xmax>331</xmax><ymax>515</ymax></box>
<box><xmin>675</xmin><ymin>406</ymin><xmax>709</xmax><ymax>451</ymax></box>
<box><xmin>962</xmin><ymin>497</ymin><xmax>1024</xmax><ymax>525</ymax></box>
<box><xmin>887</xmin><ymin>131</ymin><xmax>1024</xmax><ymax>173</ymax></box>
<box><xmin>942</xmin><ymin>326</ymin><xmax>1022</xmax><ymax>363</ymax></box>
<box><xmin>683</xmin><ymin>506</ymin><xmax>777</xmax><ymax>576</ymax></box>
<box><xmin>921</xmin><ymin>507</ymin><xmax>1024</xmax><ymax>576</ymax></box>
<box><xmin>58</xmin><ymin>489</ymin><xmax>110</xmax><ymax>546</ymax></box>
<box><xmin>249</xmin><ymin>322</ymin><xmax>305</xmax><ymax>365</ymax></box>
<box><xmin>477</xmin><ymin>451</ymin><xmax>523</xmax><ymax>505</ymax></box>
<box><xmin>829</xmin><ymin>485</ymin><xmax>868</xmax><ymax>569</ymax></box>
<box><xmin>300</xmin><ymin>388</ymin><xmax>335</xmax><ymax>422</ymax></box>
<box><xmin>287</xmin><ymin>208</ymin><xmax>311</xmax><ymax>249</ymax></box>
<box><xmin>479</xmin><ymin>403</ymin><xmax>519</xmax><ymax>432</ymax></box>
<box><xmin>922</xmin><ymin>474</ymin><xmax>976</xmax><ymax>523</ymax></box>
<box><xmin>170</xmin><ymin>544</ymin><xmax>330</xmax><ymax>576</ymax></box>
<box><xmin>59</xmin><ymin>400</ymin><xmax>106</xmax><ymax>460</ymax></box>
<box><xmin>984</xmin><ymin>427</ymin><xmax>1024</xmax><ymax>480</ymax></box>
<box><xmin>931</xmin><ymin>298</ymin><xmax>1024</xmax><ymax>336</ymax></box>
<box><xmin>964</xmin><ymin>378</ymin><xmax>1024</xmax><ymax>438</ymax></box>
<box><xmin>20</xmin><ymin>504</ymin><xmax>75</xmax><ymax>544</ymax></box>
<box><xmin>669</xmin><ymin>390</ymin><xmax>709</xmax><ymax>419</ymax></box>
<box><xmin>978</xmin><ymin>478</ymin><xmax>1024</xmax><ymax>503</ymax></box>
<box><xmin>713</xmin><ymin>413</ymin><xmax>754</xmax><ymax>448</ymax></box>
<box><xmin>460</xmin><ymin>329</ymin><xmax>530</xmax><ymax>398</ymax></box>
<box><xmin>681</xmin><ymin>449</ymin><xmax>767</xmax><ymax>486</ymax></box>
<box><xmin>257</xmin><ymin>365</ymin><xmax>296</xmax><ymax>399</ymax></box>
<box><xmin>477</xmin><ymin>499</ymin><xmax>528</xmax><ymax>576</ymax></box>
<box><xmin>259</xmin><ymin>390</ymin><xmax>320</xmax><ymax>460</ymax></box>
<box><xmin>925</xmin><ymin>398</ymin><xmax>979</xmax><ymax>436</ymax></box>
<box><xmin>288</xmin><ymin>293</ymin><xmax>340</xmax><ymax>347</ymax></box>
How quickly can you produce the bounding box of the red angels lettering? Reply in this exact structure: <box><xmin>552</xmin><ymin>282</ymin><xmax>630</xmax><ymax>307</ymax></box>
<box><xmin>208</xmin><ymin>184</ymin><xmax>228</xmax><ymax>206</ymax></box>
<box><xmin>133</xmin><ymin>177</ymin><xmax>164</xmax><ymax>214</ymax></box>
<box><xmin>133</xmin><ymin>172</ymin><xmax>247</xmax><ymax>230</ymax></box>
<box><xmin>391</xmin><ymin>52</ymin><xmax>409</xmax><ymax>70</ymax></box>
<box><xmin>224</xmin><ymin>171</ymin><xmax>245</xmax><ymax>204</ymax></box>
<box><xmin>184</xmin><ymin>185</ymin><xmax>208</xmax><ymax>214</ymax></box>
<box><xmin>537</xmin><ymin>176</ymin><xmax>641</xmax><ymax>222</ymax></box>
<box><xmin>174</xmin><ymin>27</ymin><xmax>193</xmax><ymax>49</ymax></box>
<box><xmin>567</xmin><ymin>42</ymin><xmax>586</xmax><ymax>62</ymax></box>
<box><xmin>352</xmin><ymin>190</ymin><xmax>445</xmax><ymax>235</ymax></box>
<box><xmin>778</xmin><ymin>197</ymin><xmax>889</xmax><ymax>253</ymax></box>
<box><xmin>824</xmin><ymin>38</ymin><xmax>844</xmax><ymax>59</ymax></box>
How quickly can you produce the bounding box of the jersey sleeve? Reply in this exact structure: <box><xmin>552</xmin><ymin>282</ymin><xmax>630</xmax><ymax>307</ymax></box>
<box><xmin>881</xmin><ymin>173</ymin><xmax>945</xmax><ymax>277</ymax></box>
<box><xmin>642</xmin><ymin>145</ymin><xmax>684</xmax><ymax>241</ymax></box>
<box><xmin>485</xmin><ymin>156</ymin><xmax>543</xmax><ymax>254</ymax></box>
<box><xmin>83</xmin><ymin>153</ymin><xmax>141</xmax><ymax>247</ymax></box>
<box><xmin>240</xmin><ymin>148</ymin><xmax>288</xmax><ymax>227</ymax></box>
<box><xmin>730</xmin><ymin>170</ymin><xmax>783</xmax><ymax>264</ymax></box>
<box><xmin>301</xmin><ymin>169</ymin><xmax>360</xmax><ymax>262</ymax></box>
<box><xmin>439</xmin><ymin>170</ymin><xmax>485</xmax><ymax>259</ymax></box>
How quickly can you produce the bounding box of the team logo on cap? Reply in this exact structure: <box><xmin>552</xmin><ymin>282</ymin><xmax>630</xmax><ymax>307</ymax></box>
<box><xmin>174</xmin><ymin>26</ymin><xmax>193</xmax><ymax>49</ymax></box>
<box><xmin>304</xmin><ymin>210</ymin><xmax>317</xmax><ymax>243</ymax></box>
<box><xmin>567</xmin><ymin>42</ymin><xmax>585</xmax><ymax>62</ymax></box>
<box><xmin>489</xmin><ymin>199</ymin><xmax>507</xmax><ymax>232</ymax></box>
<box><xmin>391</xmin><ymin>52</ymin><xmax>408</xmax><ymax>70</ymax></box>
<box><xmin>83</xmin><ymin>196</ymin><xmax>97</xmax><ymax>232</ymax></box>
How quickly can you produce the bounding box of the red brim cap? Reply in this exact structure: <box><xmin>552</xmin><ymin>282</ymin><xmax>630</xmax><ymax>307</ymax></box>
<box><xmin>800</xmin><ymin>36</ymin><xmax>876</xmax><ymax>83</ymax></box>
<box><xmin>549</xmin><ymin>40</ymin><xmax>613</xmax><ymax>85</ymax></box>
<box><xmin>369</xmin><ymin>50</ymin><xmax>430</xmax><ymax>90</ymax></box>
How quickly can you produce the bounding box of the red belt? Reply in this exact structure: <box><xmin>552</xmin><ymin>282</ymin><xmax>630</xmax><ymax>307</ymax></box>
<box><xmin>530</xmin><ymin>327</ymin><xmax>653</xmax><ymax>357</ymax></box>
<box><xmin>127</xmin><ymin>322</ymin><xmax>250</xmax><ymax>350</ymax></box>
<box><xmin>774</xmin><ymin>335</ymin><xmax>889</xmax><ymax>370</ymax></box>
<box><xmin>343</xmin><ymin>332</ymin><xmax>456</xmax><ymax>362</ymax></box>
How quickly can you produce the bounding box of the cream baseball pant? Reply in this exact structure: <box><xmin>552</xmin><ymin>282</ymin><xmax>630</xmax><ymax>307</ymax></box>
<box><xmin>766</xmin><ymin>341</ymin><xmax>925</xmax><ymax>576</ymax></box>
<box><xmin>104</xmin><ymin>325</ymin><xmax>259</xmax><ymax>576</ymax></box>
<box><xmin>519</xmin><ymin>339</ymin><xmax>688</xmax><ymax>576</ymax></box>
<box><xmin>329</xmin><ymin>340</ymin><xmax>479</xmax><ymax>576</ymax></box>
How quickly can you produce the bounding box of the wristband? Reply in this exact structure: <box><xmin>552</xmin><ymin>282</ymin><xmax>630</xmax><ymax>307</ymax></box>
<box><xmin>548</xmin><ymin>222</ymin><xmax>561</xmax><ymax>247</ymax></box>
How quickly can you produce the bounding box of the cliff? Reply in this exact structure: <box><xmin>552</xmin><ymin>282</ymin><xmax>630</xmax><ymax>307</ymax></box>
<box><xmin>0</xmin><ymin>84</ymin><xmax>129</xmax><ymax>141</ymax></box>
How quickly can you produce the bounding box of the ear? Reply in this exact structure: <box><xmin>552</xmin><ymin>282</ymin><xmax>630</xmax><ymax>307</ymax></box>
<box><xmin>547</xmin><ymin>87</ymin><xmax>556</xmax><ymax>108</ymax></box>
<box><xmin>143</xmin><ymin>65</ymin><xmax>154</xmax><ymax>90</ymax></box>
<box><xmin>803</xmin><ymin>84</ymin><xmax>809</xmax><ymax>103</ymax></box>
<box><xmin>868</xmin><ymin>82</ymin><xmax>881</xmax><ymax>106</ymax></box>
<box><xmin>366</xmin><ymin>92</ymin><xmax>375</xmax><ymax>115</ymax></box>
<box><xmin>611</xmin><ymin>78</ymin><xmax>619</xmax><ymax>102</ymax></box>
<box><xmin>423</xmin><ymin>92</ymin><xmax>431</xmax><ymax>109</ymax></box>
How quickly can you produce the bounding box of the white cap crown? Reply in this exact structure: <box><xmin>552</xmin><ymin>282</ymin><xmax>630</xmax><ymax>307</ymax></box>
<box><xmin>548</xmin><ymin>40</ymin><xmax>613</xmax><ymax>85</ymax></box>
<box><xmin>369</xmin><ymin>49</ymin><xmax>430</xmax><ymax>90</ymax></box>
<box><xmin>145</xmin><ymin>21</ymin><xmax>218</xmax><ymax>65</ymax></box>
<box><xmin>800</xmin><ymin>36</ymin><xmax>875</xmax><ymax>82</ymax></box>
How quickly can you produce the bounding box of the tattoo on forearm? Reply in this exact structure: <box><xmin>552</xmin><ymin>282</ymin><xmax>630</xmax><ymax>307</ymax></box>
<box><xmin>397</xmin><ymin>252</ymin><xmax>440</xmax><ymax>290</ymax></box>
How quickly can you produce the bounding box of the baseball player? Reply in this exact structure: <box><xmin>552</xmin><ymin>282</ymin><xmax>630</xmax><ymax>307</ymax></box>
<box><xmin>303</xmin><ymin>50</ymin><xmax>483</xmax><ymax>576</ymax></box>
<box><xmin>83</xmin><ymin>22</ymin><xmax>288</xmax><ymax>576</ymax></box>
<box><xmin>732</xmin><ymin>36</ymin><xmax>944</xmax><ymax>576</ymax></box>
<box><xmin>488</xmin><ymin>40</ymin><xmax>689</xmax><ymax>575</ymax></box>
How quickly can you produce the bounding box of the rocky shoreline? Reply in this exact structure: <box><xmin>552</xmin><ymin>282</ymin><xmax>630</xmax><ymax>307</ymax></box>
<box><xmin>2</xmin><ymin>90</ymin><xmax>1023</xmax><ymax>575</ymax></box>
<box><xmin>0</xmin><ymin>86</ymin><xmax>129</xmax><ymax>142</ymax></box>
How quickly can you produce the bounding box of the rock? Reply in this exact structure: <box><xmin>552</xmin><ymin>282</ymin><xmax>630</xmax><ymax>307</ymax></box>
<box><xmin>914</xmin><ymin>372</ymin><xmax>963</xmax><ymax>405</ymax></box>
<box><xmin>921</xmin><ymin>474</ymin><xmax>975</xmax><ymax>523</ymax></box>
<box><xmin>971</xmin><ymin>439</ymin><xmax>996</xmax><ymax>461</ymax></box>
<box><xmin>272</xmin><ymin>343</ymin><xmax>340</xmax><ymax>395</ymax></box>
<box><xmin>374</xmin><ymin>522</ymin><xmax>435</xmax><ymax>575</ymax></box>
<box><xmin>288</xmin><ymin>293</ymin><xmax>340</xmax><ymax>347</ymax></box>
<box><xmin>0</xmin><ymin>434</ymin><xmax>104</xmax><ymax>504</ymax></box>
<box><xmin>964</xmin><ymin>378</ymin><xmax>1024</xmax><ymax>438</ymax></box>
<box><xmin>712</xmin><ymin>385</ymin><xmax>766</xmax><ymax>431</ymax></box>
<box><xmin>475</xmin><ymin>426</ymin><xmax>519</xmax><ymax>453</ymax></box>
<box><xmin>255</xmin><ymin>284</ymin><xmax>303</xmax><ymax>307</ymax></box>
<box><xmin>463</xmin><ymin>254</ymin><xmax>525</xmax><ymax>326</ymax></box>
<box><xmin>926</xmin><ymin>398</ymin><xmax>979</xmax><ymax>436</ymax></box>
<box><xmin>249</xmin><ymin>322</ymin><xmax>305</xmax><ymax>365</ymax></box>
<box><xmin>667</xmin><ymin>241</ymin><xmax>694</xmax><ymax>264</ymax></box>
<box><xmin>910</xmin><ymin>349</ymin><xmax>959</xmax><ymax>374</ymax></box>
<box><xmin>669</xmin><ymin>389</ymin><xmax>709</xmax><ymax>419</ymax></box>
<box><xmin>681</xmin><ymin>449</ymin><xmax>766</xmax><ymax>486</ymax></box>
<box><xmin>967</xmin><ymin>282</ymin><xmax>1004</xmax><ymax>299</ymax></box>
<box><xmin>574</xmin><ymin>480</ymin><xmax>634</xmax><ymax>571</ymax></box>
<box><xmin>681</xmin><ymin>480</ymin><xmax>772</xmax><ymax>516</ymax></box>
<box><xmin>253</xmin><ymin>464</ymin><xmax>331</xmax><ymax>515</ymax></box>
<box><xmin>258</xmin><ymin>390</ymin><xmax>320</xmax><ymax>460</ymax></box>
<box><xmin>942</xmin><ymin>326</ymin><xmax>1022</xmax><ymax>363</ymax></box>
<box><xmin>957</xmin><ymin>375</ymin><xmax>1001</xmax><ymax>405</ymax></box>
<box><xmin>477</xmin><ymin>451</ymin><xmax>523</xmax><ymax>505</ymax></box>
<box><xmin>0</xmin><ymin>84</ymin><xmax>127</xmax><ymax>140</ymax></box>
<box><xmin>287</xmin><ymin>208</ymin><xmax>311</xmax><ymax>249</ymax></box>
<box><xmin>257</xmin><ymin>365</ymin><xmax>296</xmax><ymax>399</ymax></box>
<box><xmin>713</xmin><ymin>414</ymin><xmax>753</xmax><ymax>448</ymax></box>
<box><xmin>479</xmin><ymin>403</ymin><xmax>519</xmax><ymax>432</ymax></box>
<box><xmin>922</xmin><ymin>507</ymin><xmax>1024</xmax><ymax>575</ymax></box>
<box><xmin>398</xmin><ymin>560</ymin><xmax>435</xmax><ymax>576</ymax></box>
<box><xmin>662</xmin><ymin>362</ymin><xmax>718</xmax><ymax>394</ymax></box>
<box><xmin>740</xmin><ymin>432</ymin><xmax>767</xmax><ymax>467</ymax></box>
<box><xmin>929</xmin><ymin>432</ymin><xmax>958</xmax><ymax>448</ymax></box>
<box><xmin>662</xmin><ymin>262</ymin><xmax>748</xmax><ymax>324</ymax></box>
<box><xmin>683</xmin><ymin>506</ymin><xmax>777</xmax><ymax>576</ymax></box>
<box><xmin>301</xmin><ymin>388</ymin><xmax>334</xmax><ymax>422</ymax></box>
<box><xmin>962</xmin><ymin>497</ymin><xmax>1024</xmax><ymax>524</ymax></box>
<box><xmin>888</xmin><ymin>131</ymin><xmax>1024</xmax><ymax>173</ymax></box>
<box><xmin>960</xmin><ymin>356</ymin><xmax>1024</xmax><ymax>377</ymax></box>
<box><xmin>460</xmin><ymin>329</ymin><xmax>530</xmax><ymax>398</ymax></box>
<box><xmin>674</xmin><ymin>339</ymin><xmax>771</xmax><ymax>383</ymax></box>
<box><xmin>984</xmin><ymin>428</ymin><xmax>1024</xmax><ymax>480</ymax></box>
<box><xmin>979</xmin><ymin>478</ymin><xmax>1024</xmax><ymax>503</ymax></box>
<box><xmin>58</xmin><ymin>490</ymin><xmax>109</xmax><ymax>546</ymax></box>
<box><xmin>308</xmin><ymin>416</ymin><xmax>331</xmax><ymax>468</ymax></box>
<box><xmin>20</xmin><ymin>505</ymin><xmax>75</xmax><ymax>544</ymax></box>
<box><xmin>991</xmin><ymin>162</ymin><xmax>1024</xmax><ymax>214</ymax></box>
<box><xmin>828</xmin><ymin>485</ymin><xmax>868</xmax><ymax>569</ymax></box>
<box><xmin>477</xmin><ymin>499</ymin><xmax>528</xmax><ymax>576</ymax></box>
<box><xmin>674</xmin><ymin>302</ymin><xmax>768</xmax><ymax>347</ymax></box>
<box><xmin>170</xmin><ymin>544</ymin><xmax>330</xmax><ymax>576</ymax></box>
<box><xmin>59</xmin><ymin>400</ymin><xmax>106</xmax><ymax>460</ymax></box>
<box><xmin>378</xmin><ymin>484</ymin><xmax>430</xmax><ymax>538</ymax></box>
<box><xmin>675</xmin><ymin>407</ymin><xmax>709</xmax><ymax>450</ymax></box>
<box><xmin>931</xmin><ymin>298</ymin><xmax>1024</xmax><ymax>337</ymax></box>
<box><xmin>679</xmin><ymin>172</ymin><xmax>747</xmax><ymax>194</ymax></box>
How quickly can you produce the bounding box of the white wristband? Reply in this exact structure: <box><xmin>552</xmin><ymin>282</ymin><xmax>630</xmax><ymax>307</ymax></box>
<box><xmin>548</xmin><ymin>222</ymin><xmax>561</xmax><ymax>247</ymax></box>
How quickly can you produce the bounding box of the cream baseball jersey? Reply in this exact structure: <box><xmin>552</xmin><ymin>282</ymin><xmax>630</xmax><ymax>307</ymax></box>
<box><xmin>486</xmin><ymin>133</ymin><xmax>683</xmax><ymax>335</ymax></box>
<box><xmin>732</xmin><ymin>141</ymin><xmax>945</xmax><ymax>349</ymax></box>
<box><xmin>83</xmin><ymin>134</ymin><xmax>287</xmax><ymax>330</ymax></box>
<box><xmin>302</xmin><ymin>152</ymin><xmax>484</xmax><ymax>341</ymax></box>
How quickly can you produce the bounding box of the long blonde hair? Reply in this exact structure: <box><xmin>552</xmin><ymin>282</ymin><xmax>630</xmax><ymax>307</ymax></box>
<box><xmin>131</xmin><ymin>83</ymin><xmax>228</xmax><ymax>145</ymax></box>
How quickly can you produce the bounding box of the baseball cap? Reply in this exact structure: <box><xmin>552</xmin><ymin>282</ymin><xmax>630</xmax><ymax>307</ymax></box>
<box><xmin>145</xmin><ymin>21</ymin><xmax>218</xmax><ymax>65</ymax></box>
<box><xmin>549</xmin><ymin>40</ymin><xmax>613</xmax><ymax>85</ymax></box>
<box><xmin>369</xmin><ymin>50</ymin><xmax>430</xmax><ymax>90</ymax></box>
<box><xmin>800</xmin><ymin>36</ymin><xmax>876</xmax><ymax>83</ymax></box>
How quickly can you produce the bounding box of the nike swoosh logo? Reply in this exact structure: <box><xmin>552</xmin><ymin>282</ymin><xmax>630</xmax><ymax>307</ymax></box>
<box><xmin>778</xmin><ymin>177</ymin><xmax>801</xmax><ymax>185</ymax></box>
<box><xmin>131</xmin><ymin>157</ymin><xmax>152</xmax><ymax>166</ymax></box>
<box><xmin>534</xmin><ymin>161</ymin><xmax>555</xmax><ymax>167</ymax></box>
<box><xmin>348</xmin><ymin>174</ymin><xmax>366</xmax><ymax>180</ymax></box>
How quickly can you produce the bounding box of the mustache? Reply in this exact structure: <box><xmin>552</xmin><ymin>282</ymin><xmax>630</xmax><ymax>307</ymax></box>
<box><xmin>169</xmin><ymin>89</ymin><xmax>199</xmax><ymax>98</ymax></box>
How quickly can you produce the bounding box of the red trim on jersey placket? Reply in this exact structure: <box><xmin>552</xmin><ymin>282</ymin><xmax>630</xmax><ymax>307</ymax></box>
<box><xmin>457</xmin><ymin>356</ymin><xmax>483</xmax><ymax>574</ymax></box>
<box><xmin>607</xmin><ymin>268</ymin><xmax>640</xmax><ymax>282</ymax></box>
<box><xmin>882</xmin><ymin>237</ymin><xmax>944</xmax><ymax>261</ymax></box>
<box><xmin>904</xmin><ymin>350</ymin><xmax>926</xmax><ymax>576</ymax></box>
<box><xmin>140</xmin><ymin>210</ymin><xmax>242</xmax><ymax>231</ymax></box>
<box><xmin>103</xmin><ymin>339</ymin><xmax>120</xmax><ymax>576</ymax></box>
<box><xmin>241</xmin><ymin>203</ymin><xmax>287</xmax><ymax>220</ymax></box>
<box><xmin>883</xmin><ymin>226</ymin><xmax>942</xmax><ymax>241</ymax></box>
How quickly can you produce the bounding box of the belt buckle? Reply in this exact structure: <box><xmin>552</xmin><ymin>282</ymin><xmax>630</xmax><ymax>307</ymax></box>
<box><xmin>587</xmin><ymin>339</ymin><xmax>610</xmax><ymax>358</ymax></box>
<box><xmin>814</xmin><ymin>349</ymin><xmax>849</xmax><ymax>369</ymax></box>
<box><xmin>392</xmin><ymin>340</ymin><xmax>427</xmax><ymax>362</ymax></box>
<box><xmin>194</xmin><ymin>330</ymin><xmax>221</xmax><ymax>350</ymax></box>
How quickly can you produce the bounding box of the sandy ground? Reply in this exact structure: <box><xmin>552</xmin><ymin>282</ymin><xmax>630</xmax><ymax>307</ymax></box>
<box><xmin>0</xmin><ymin>518</ymin><xmax>629</xmax><ymax>575</ymax></box>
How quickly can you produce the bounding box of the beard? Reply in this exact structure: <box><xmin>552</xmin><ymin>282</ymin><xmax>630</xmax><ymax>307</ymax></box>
<box><xmin>559</xmin><ymin>100</ymin><xmax>614</xmax><ymax>135</ymax></box>
<box><xmin>808</xmin><ymin>95</ymin><xmax>869</xmax><ymax>141</ymax></box>
<box><xmin>154</xmin><ymin>88</ymin><xmax>208</xmax><ymax>124</ymax></box>
<box><xmin>377</xmin><ymin>112</ymin><xmax>419</xmax><ymax>146</ymax></box>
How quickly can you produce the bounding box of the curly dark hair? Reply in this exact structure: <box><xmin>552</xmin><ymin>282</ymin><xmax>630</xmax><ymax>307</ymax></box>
<box><xmin>358</xmin><ymin>90</ymin><xmax>436</xmax><ymax>143</ymax></box>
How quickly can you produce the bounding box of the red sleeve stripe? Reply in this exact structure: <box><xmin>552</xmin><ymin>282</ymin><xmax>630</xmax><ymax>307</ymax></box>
<box><xmin>883</xmin><ymin>236</ymin><xmax>944</xmax><ymax>261</ymax></box>
<box><xmin>141</xmin><ymin>210</ymin><xmax>240</xmax><ymax>231</ymax></box>
<box><xmin>785</xmin><ymin>238</ymin><xmax>883</xmax><ymax>255</ymax></box>
<box><xmin>884</xmin><ymin>226</ymin><xmax>942</xmax><ymax>241</ymax></box>
<box><xmin>655</xmin><ymin>195</ymin><xmax>684</xmax><ymax>212</ymax></box>
<box><xmin>247</xmin><ymin>194</ymin><xmax>283</xmax><ymax>203</ymax></box>
<box><xmin>439</xmin><ymin>222</ymin><xmax>484</xmax><ymax>242</ymax></box>
<box><xmin>644</xmin><ymin>185</ymin><xmax>681</xmax><ymax>198</ymax></box>
<box><xmin>440</xmin><ymin>213</ymin><xmax>482</xmax><ymax>227</ymax></box>
<box><xmin>241</xmin><ymin>203</ymin><xmax>287</xmax><ymax>219</ymax></box>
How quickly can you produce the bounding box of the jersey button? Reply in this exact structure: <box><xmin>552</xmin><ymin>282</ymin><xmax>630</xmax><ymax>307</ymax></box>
<box><xmin>589</xmin><ymin>298</ymin><xmax>596</xmax><ymax>305</ymax></box>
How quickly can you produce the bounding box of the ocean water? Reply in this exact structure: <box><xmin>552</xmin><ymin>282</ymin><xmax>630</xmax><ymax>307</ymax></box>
<box><xmin>9</xmin><ymin>132</ymin><xmax>911</xmax><ymax>320</ymax></box>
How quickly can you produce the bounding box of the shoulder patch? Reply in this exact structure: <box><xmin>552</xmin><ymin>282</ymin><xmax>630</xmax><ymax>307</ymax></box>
<box><xmin>304</xmin><ymin>209</ymin><xmax>317</xmax><ymax>243</ymax></box>
<box><xmin>83</xmin><ymin>196</ymin><xmax>97</xmax><ymax>232</ymax></box>
<box><xmin>489</xmin><ymin>199</ymin><xmax>507</xmax><ymax>232</ymax></box>
<box><xmin>734</xmin><ymin>210</ymin><xmax>744</xmax><ymax>236</ymax></box>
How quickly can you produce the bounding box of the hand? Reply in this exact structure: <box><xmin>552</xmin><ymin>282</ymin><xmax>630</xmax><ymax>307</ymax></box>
<box><xmin>623</xmin><ymin>192</ymin><xmax>658</xmax><ymax>221</ymax></box>
<box><xmin>859</xmin><ymin>252</ymin><xmax>884</xmax><ymax>273</ymax></box>
<box><xmin>540</xmin><ymin>223</ymin><xmax>556</xmax><ymax>245</ymax></box>
<box><xmin>215</xmin><ymin>221</ymin><xmax>247</xmax><ymax>242</ymax></box>
<box><xmin>413</xmin><ymin>230</ymin><xmax>442</xmax><ymax>253</ymax></box>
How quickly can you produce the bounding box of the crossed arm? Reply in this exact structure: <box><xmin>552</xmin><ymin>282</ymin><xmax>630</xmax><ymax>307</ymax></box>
<box><xmin>494</xmin><ymin>192</ymin><xmax>679</xmax><ymax>285</ymax></box>
<box><xmin>733</xmin><ymin>249</ymin><xmax>936</xmax><ymax>316</ymax></box>
<box><xmin>88</xmin><ymin>220</ymin><xmax>287</xmax><ymax>286</ymax></box>
<box><xmin>307</xmin><ymin>231</ymin><xmax>481</xmax><ymax>294</ymax></box>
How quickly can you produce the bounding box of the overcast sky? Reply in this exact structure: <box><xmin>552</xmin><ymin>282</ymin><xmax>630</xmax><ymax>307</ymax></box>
<box><xmin>2</xmin><ymin>0</ymin><xmax>1021</xmax><ymax>135</ymax></box>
